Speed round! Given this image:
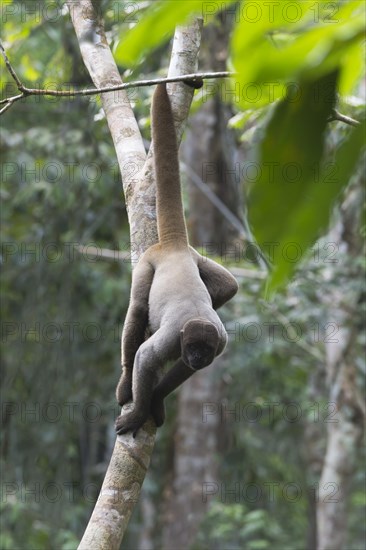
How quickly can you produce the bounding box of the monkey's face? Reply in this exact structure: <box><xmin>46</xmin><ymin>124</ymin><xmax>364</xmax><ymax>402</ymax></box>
<box><xmin>181</xmin><ymin>319</ymin><xmax>220</xmax><ymax>370</ymax></box>
<box><xmin>183</xmin><ymin>341</ymin><xmax>217</xmax><ymax>370</ymax></box>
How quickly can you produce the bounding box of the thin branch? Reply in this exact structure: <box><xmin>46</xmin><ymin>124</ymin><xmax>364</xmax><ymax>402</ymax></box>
<box><xmin>75</xmin><ymin>246</ymin><xmax>267</xmax><ymax>279</ymax></box>
<box><xmin>260</xmin><ymin>299</ymin><xmax>324</xmax><ymax>362</ymax></box>
<box><xmin>20</xmin><ymin>72</ymin><xmax>234</xmax><ymax>96</ymax></box>
<box><xmin>0</xmin><ymin>42</ymin><xmax>27</xmax><ymax>112</ymax></box>
<box><xmin>2</xmin><ymin>42</ymin><xmax>361</xmax><ymax>128</ymax></box>
<box><xmin>0</xmin><ymin>39</ymin><xmax>234</xmax><ymax>114</ymax></box>
<box><xmin>0</xmin><ymin>98</ymin><xmax>22</xmax><ymax>115</ymax></box>
<box><xmin>76</xmin><ymin>245</ymin><xmax>130</xmax><ymax>262</ymax></box>
<box><xmin>230</xmin><ymin>267</ymin><xmax>267</xmax><ymax>279</ymax></box>
<box><xmin>181</xmin><ymin>161</ymin><xmax>270</xmax><ymax>272</ymax></box>
<box><xmin>0</xmin><ymin>95</ymin><xmax>22</xmax><ymax>106</ymax></box>
<box><xmin>0</xmin><ymin>71</ymin><xmax>232</xmax><ymax>105</ymax></box>
<box><xmin>328</xmin><ymin>109</ymin><xmax>360</xmax><ymax>127</ymax></box>
<box><xmin>181</xmin><ymin>161</ymin><xmax>247</xmax><ymax>238</ymax></box>
<box><xmin>0</xmin><ymin>41</ymin><xmax>23</xmax><ymax>87</ymax></box>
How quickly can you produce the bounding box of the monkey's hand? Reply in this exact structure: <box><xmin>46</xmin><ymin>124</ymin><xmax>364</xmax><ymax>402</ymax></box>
<box><xmin>150</xmin><ymin>393</ymin><xmax>166</xmax><ymax>427</ymax></box>
<box><xmin>115</xmin><ymin>408</ymin><xmax>148</xmax><ymax>438</ymax></box>
<box><xmin>115</xmin><ymin>370</ymin><xmax>133</xmax><ymax>406</ymax></box>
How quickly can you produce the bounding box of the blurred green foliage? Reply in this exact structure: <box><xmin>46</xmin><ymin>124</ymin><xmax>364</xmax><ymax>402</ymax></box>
<box><xmin>232</xmin><ymin>0</ymin><xmax>365</xmax><ymax>103</ymax></box>
<box><xmin>195</xmin><ymin>504</ymin><xmax>290</xmax><ymax>549</ymax></box>
<box><xmin>114</xmin><ymin>1</ymin><xmax>237</xmax><ymax>65</ymax></box>
<box><xmin>114</xmin><ymin>0</ymin><xmax>365</xmax><ymax>290</ymax></box>
<box><xmin>1</xmin><ymin>3</ymin><xmax>137</xmax><ymax>545</ymax></box>
<box><xmin>190</xmin><ymin>236</ymin><xmax>365</xmax><ymax>548</ymax></box>
<box><xmin>1</xmin><ymin>1</ymin><xmax>365</xmax><ymax>549</ymax></box>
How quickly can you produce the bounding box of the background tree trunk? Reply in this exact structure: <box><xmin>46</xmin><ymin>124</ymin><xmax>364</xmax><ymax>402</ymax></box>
<box><xmin>303</xmin><ymin>367</ymin><xmax>326</xmax><ymax>550</ymax></box>
<box><xmin>317</xmin><ymin>183</ymin><xmax>365</xmax><ymax>550</ymax></box>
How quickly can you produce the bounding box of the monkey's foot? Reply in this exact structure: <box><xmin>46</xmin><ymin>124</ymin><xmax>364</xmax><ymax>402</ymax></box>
<box><xmin>115</xmin><ymin>411</ymin><xmax>147</xmax><ymax>438</ymax></box>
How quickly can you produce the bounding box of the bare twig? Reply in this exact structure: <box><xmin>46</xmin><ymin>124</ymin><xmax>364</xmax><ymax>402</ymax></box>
<box><xmin>0</xmin><ymin>43</ymin><xmax>27</xmax><ymax>111</ymax></box>
<box><xmin>181</xmin><ymin>161</ymin><xmax>247</xmax><ymax>238</ymax></box>
<box><xmin>231</xmin><ymin>267</ymin><xmax>267</xmax><ymax>279</ymax></box>
<box><xmin>0</xmin><ymin>41</ymin><xmax>23</xmax><ymax>87</ymax></box>
<box><xmin>1</xmin><ymin>42</ymin><xmax>361</xmax><ymax>128</ymax></box>
<box><xmin>260</xmin><ymin>299</ymin><xmax>324</xmax><ymax>362</ymax></box>
<box><xmin>76</xmin><ymin>245</ymin><xmax>130</xmax><ymax>262</ymax></box>
<box><xmin>328</xmin><ymin>109</ymin><xmax>360</xmax><ymax>127</ymax></box>
<box><xmin>8</xmin><ymin>71</ymin><xmax>234</xmax><ymax>97</ymax></box>
<box><xmin>181</xmin><ymin>161</ymin><xmax>270</xmax><ymax>272</ymax></box>
<box><xmin>75</xmin><ymin>245</ymin><xmax>267</xmax><ymax>279</ymax></box>
<box><xmin>0</xmin><ymin>98</ymin><xmax>21</xmax><ymax>115</ymax></box>
<box><xmin>0</xmin><ymin>39</ymin><xmax>234</xmax><ymax>115</ymax></box>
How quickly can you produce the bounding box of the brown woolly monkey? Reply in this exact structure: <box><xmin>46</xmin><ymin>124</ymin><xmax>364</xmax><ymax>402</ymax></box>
<box><xmin>115</xmin><ymin>83</ymin><xmax>238</xmax><ymax>436</ymax></box>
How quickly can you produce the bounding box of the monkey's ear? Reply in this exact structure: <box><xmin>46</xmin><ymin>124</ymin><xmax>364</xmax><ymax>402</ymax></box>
<box><xmin>183</xmin><ymin>77</ymin><xmax>203</xmax><ymax>90</ymax></box>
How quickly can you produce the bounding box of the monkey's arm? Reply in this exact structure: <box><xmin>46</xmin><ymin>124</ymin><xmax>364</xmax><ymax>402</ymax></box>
<box><xmin>191</xmin><ymin>248</ymin><xmax>238</xmax><ymax>310</ymax></box>
<box><xmin>116</xmin><ymin>259</ymin><xmax>154</xmax><ymax>406</ymax></box>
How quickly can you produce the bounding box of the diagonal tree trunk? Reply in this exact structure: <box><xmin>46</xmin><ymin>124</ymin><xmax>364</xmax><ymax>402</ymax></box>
<box><xmin>66</xmin><ymin>1</ymin><xmax>202</xmax><ymax>547</ymax></box>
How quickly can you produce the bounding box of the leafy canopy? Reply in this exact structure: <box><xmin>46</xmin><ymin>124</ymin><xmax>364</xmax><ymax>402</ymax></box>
<box><xmin>115</xmin><ymin>0</ymin><xmax>365</xmax><ymax>291</ymax></box>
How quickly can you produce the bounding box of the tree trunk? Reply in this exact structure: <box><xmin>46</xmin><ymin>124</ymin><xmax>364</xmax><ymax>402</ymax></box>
<box><xmin>183</xmin><ymin>17</ymin><xmax>245</xmax><ymax>251</ymax></box>
<box><xmin>317</xmin><ymin>184</ymin><xmax>365</xmax><ymax>550</ymax></box>
<box><xmin>161</xmin><ymin>366</ymin><xmax>223</xmax><ymax>549</ymax></box>
<box><xmin>66</xmin><ymin>2</ymin><xmax>202</xmax><ymax>547</ymax></box>
<box><xmin>303</xmin><ymin>367</ymin><xmax>326</xmax><ymax>550</ymax></box>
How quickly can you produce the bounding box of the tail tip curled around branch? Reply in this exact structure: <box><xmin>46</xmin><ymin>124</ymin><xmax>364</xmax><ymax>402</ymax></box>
<box><xmin>183</xmin><ymin>77</ymin><xmax>204</xmax><ymax>89</ymax></box>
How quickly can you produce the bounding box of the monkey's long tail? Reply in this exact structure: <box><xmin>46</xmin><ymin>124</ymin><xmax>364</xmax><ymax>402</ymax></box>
<box><xmin>151</xmin><ymin>83</ymin><xmax>188</xmax><ymax>248</ymax></box>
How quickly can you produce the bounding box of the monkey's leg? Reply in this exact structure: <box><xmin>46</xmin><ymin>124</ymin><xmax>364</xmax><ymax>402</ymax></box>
<box><xmin>115</xmin><ymin>348</ymin><xmax>156</xmax><ymax>436</ymax></box>
<box><xmin>150</xmin><ymin>358</ymin><xmax>196</xmax><ymax>426</ymax></box>
<box><xmin>116</xmin><ymin>315</ymin><xmax>148</xmax><ymax>406</ymax></box>
<box><xmin>115</xmin><ymin>329</ymin><xmax>176</xmax><ymax>436</ymax></box>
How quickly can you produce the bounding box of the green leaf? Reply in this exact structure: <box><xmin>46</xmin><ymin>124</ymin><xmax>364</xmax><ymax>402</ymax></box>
<box><xmin>115</xmin><ymin>1</ymin><xmax>236</xmax><ymax>66</ymax></box>
<box><xmin>248</xmin><ymin>70</ymin><xmax>364</xmax><ymax>290</ymax></box>
<box><xmin>231</xmin><ymin>0</ymin><xmax>365</xmax><ymax>108</ymax></box>
<box><xmin>250</xmin><ymin>71</ymin><xmax>338</xmax><ymax>240</ymax></box>
<box><xmin>271</xmin><ymin>119</ymin><xmax>365</xmax><ymax>291</ymax></box>
<box><xmin>339</xmin><ymin>40</ymin><xmax>365</xmax><ymax>95</ymax></box>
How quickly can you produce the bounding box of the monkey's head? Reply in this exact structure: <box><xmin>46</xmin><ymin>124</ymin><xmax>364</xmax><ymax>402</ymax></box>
<box><xmin>181</xmin><ymin>319</ymin><xmax>220</xmax><ymax>371</ymax></box>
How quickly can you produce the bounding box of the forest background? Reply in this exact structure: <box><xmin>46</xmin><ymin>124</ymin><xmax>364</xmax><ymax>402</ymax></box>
<box><xmin>1</xmin><ymin>1</ymin><xmax>365</xmax><ymax>549</ymax></box>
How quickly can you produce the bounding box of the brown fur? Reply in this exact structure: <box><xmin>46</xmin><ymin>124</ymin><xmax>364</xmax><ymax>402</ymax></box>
<box><xmin>115</xmin><ymin>84</ymin><xmax>238</xmax><ymax>436</ymax></box>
